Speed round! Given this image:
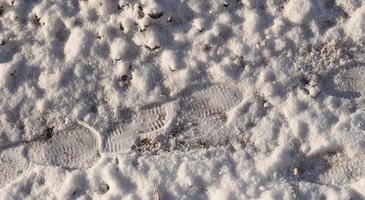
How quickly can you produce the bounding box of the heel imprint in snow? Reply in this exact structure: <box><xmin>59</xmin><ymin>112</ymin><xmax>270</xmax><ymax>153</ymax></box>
<box><xmin>299</xmin><ymin>149</ymin><xmax>365</xmax><ymax>186</ymax></box>
<box><xmin>323</xmin><ymin>64</ymin><xmax>365</xmax><ymax>98</ymax></box>
<box><xmin>26</xmin><ymin>122</ymin><xmax>100</xmax><ymax>169</ymax></box>
<box><xmin>0</xmin><ymin>147</ymin><xmax>29</xmax><ymax>187</ymax></box>
<box><xmin>0</xmin><ymin>122</ymin><xmax>100</xmax><ymax>183</ymax></box>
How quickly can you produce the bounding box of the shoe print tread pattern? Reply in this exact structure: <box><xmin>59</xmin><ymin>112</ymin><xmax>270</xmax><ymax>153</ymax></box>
<box><xmin>177</xmin><ymin>84</ymin><xmax>243</xmax><ymax>120</ymax></box>
<box><xmin>299</xmin><ymin>150</ymin><xmax>365</xmax><ymax>186</ymax></box>
<box><xmin>26</xmin><ymin>124</ymin><xmax>99</xmax><ymax>169</ymax></box>
<box><xmin>104</xmin><ymin>83</ymin><xmax>243</xmax><ymax>153</ymax></box>
<box><xmin>323</xmin><ymin>64</ymin><xmax>365</xmax><ymax>98</ymax></box>
<box><xmin>0</xmin><ymin>147</ymin><xmax>29</xmax><ymax>187</ymax></box>
<box><xmin>103</xmin><ymin>101</ymin><xmax>176</xmax><ymax>153</ymax></box>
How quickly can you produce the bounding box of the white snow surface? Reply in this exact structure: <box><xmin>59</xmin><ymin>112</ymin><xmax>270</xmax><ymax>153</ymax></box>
<box><xmin>0</xmin><ymin>0</ymin><xmax>365</xmax><ymax>199</ymax></box>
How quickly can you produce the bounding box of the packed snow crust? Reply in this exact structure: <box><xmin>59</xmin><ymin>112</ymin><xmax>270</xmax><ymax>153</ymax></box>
<box><xmin>0</xmin><ymin>0</ymin><xmax>364</xmax><ymax>199</ymax></box>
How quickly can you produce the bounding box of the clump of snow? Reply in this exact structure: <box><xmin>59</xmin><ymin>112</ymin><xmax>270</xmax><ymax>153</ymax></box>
<box><xmin>258</xmin><ymin>147</ymin><xmax>296</xmax><ymax>176</ymax></box>
<box><xmin>130</xmin><ymin>66</ymin><xmax>158</xmax><ymax>94</ymax></box>
<box><xmin>160</xmin><ymin>49</ymin><xmax>180</xmax><ymax>71</ymax></box>
<box><xmin>0</xmin><ymin>63</ymin><xmax>15</xmax><ymax>89</ymax></box>
<box><xmin>110</xmin><ymin>38</ymin><xmax>138</xmax><ymax>61</ymax></box>
<box><xmin>284</xmin><ymin>0</ymin><xmax>313</xmax><ymax>24</ymax></box>
<box><xmin>64</xmin><ymin>27</ymin><xmax>92</xmax><ymax>63</ymax></box>
<box><xmin>345</xmin><ymin>4</ymin><xmax>365</xmax><ymax>43</ymax></box>
<box><xmin>192</xmin><ymin>18</ymin><xmax>207</xmax><ymax>32</ymax></box>
<box><xmin>243</xmin><ymin>9</ymin><xmax>266</xmax><ymax>40</ymax></box>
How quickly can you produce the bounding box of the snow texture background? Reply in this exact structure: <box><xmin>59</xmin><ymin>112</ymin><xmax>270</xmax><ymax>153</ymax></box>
<box><xmin>0</xmin><ymin>0</ymin><xmax>365</xmax><ymax>199</ymax></box>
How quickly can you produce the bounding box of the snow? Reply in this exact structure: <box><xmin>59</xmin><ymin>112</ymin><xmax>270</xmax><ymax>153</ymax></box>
<box><xmin>346</xmin><ymin>4</ymin><xmax>365</xmax><ymax>43</ymax></box>
<box><xmin>283</xmin><ymin>0</ymin><xmax>313</xmax><ymax>24</ymax></box>
<box><xmin>0</xmin><ymin>0</ymin><xmax>365</xmax><ymax>199</ymax></box>
<box><xmin>64</xmin><ymin>27</ymin><xmax>92</xmax><ymax>63</ymax></box>
<box><xmin>110</xmin><ymin>38</ymin><xmax>138</xmax><ymax>61</ymax></box>
<box><xmin>160</xmin><ymin>49</ymin><xmax>179</xmax><ymax>71</ymax></box>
